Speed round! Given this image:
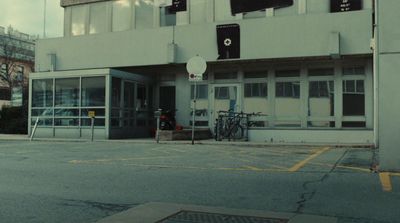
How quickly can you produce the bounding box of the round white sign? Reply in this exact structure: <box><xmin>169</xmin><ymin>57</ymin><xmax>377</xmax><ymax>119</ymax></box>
<box><xmin>186</xmin><ymin>56</ymin><xmax>207</xmax><ymax>75</ymax></box>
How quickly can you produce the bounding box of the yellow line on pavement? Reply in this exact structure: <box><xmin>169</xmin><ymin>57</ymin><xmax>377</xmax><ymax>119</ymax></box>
<box><xmin>124</xmin><ymin>163</ymin><xmax>285</xmax><ymax>172</ymax></box>
<box><xmin>379</xmin><ymin>172</ymin><xmax>393</xmax><ymax>192</ymax></box>
<box><xmin>288</xmin><ymin>147</ymin><xmax>330</xmax><ymax>172</ymax></box>
<box><xmin>391</xmin><ymin>172</ymin><xmax>400</xmax><ymax>177</ymax></box>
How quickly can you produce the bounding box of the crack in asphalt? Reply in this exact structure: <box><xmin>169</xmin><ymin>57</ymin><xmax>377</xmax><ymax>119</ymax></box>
<box><xmin>295</xmin><ymin>149</ymin><xmax>349</xmax><ymax>213</ymax></box>
<box><xmin>59</xmin><ymin>199</ymin><xmax>137</xmax><ymax>215</ymax></box>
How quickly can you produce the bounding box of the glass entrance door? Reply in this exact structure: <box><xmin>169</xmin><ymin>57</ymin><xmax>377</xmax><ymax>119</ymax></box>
<box><xmin>211</xmin><ymin>84</ymin><xmax>241</xmax><ymax>129</ymax></box>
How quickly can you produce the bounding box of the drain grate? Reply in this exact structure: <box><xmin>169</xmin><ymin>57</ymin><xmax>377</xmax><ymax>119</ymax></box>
<box><xmin>159</xmin><ymin>211</ymin><xmax>289</xmax><ymax>223</ymax></box>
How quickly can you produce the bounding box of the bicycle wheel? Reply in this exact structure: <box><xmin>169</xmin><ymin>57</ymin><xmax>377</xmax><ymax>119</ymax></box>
<box><xmin>230</xmin><ymin>125</ymin><xmax>244</xmax><ymax>140</ymax></box>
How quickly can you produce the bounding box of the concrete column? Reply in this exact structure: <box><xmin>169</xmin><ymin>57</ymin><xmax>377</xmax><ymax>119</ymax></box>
<box><xmin>377</xmin><ymin>0</ymin><xmax>400</xmax><ymax>171</ymax></box>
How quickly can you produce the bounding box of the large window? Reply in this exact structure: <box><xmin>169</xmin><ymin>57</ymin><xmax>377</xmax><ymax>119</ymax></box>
<box><xmin>135</xmin><ymin>1</ymin><xmax>154</xmax><ymax>29</ymax></box>
<box><xmin>82</xmin><ymin>77</ymin><xmax>105</xmax><ymax>106</ymax></box>
<box><xmin>32</xmin><ymin>79</ymin><xmax>53</xmax><ymax>108</ymax></box>
<box><xmin>112</xmin><ymin>0</ymin><xmax>132</xmax><ymax>32</ymax></box>
<box><xmin>275</xmin><ymin>75</ymin><xmax>300</xmax><ymax>128</ymax></box>
<box><xmin>89</xmin><ymin>2</ymin><xmax>107</xmax><ymax>34</ymax></box>
<box><xmin>276</xmin><ymin>82</ymin><xmax>300</xmax><ymax>98</ymax></box>
<box><xmin>55</xmin><ymin>78</ymin><xmax>79</xmax><ymax>107</ymax></box>
<box><xmin>308</xmin><ymin>81</ymin><xmax>335</xmax><ymax>127</ymax></box>
<box><xmin>71</xmin><ymin>5</ymin><xmax>86</xmax><ymax>36</ymax></box>
<box><xmin>342</xmin><ymin>66</ymin><xmax>366</xmax><ymax>127</ymax></box>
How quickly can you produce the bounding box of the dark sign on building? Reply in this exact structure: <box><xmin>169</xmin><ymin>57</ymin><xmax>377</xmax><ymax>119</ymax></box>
<box><xmin>230</xmin><ymin>0</ymin><xmax>293</xmax><ymax>15</ymax></box>
<box><xmin>167</xmin><ymin>0</ymin><xmax>187</xmax><ymax>13</ymax></box>
<box><xmin>330</xmin><ymin>0</ymin><xmax>362</xmax><ymax>13</ymax></box>
<box><xmin>217</xmin><ymin>24</ymin><xmax>240</xmax><ymax>60</ymax></box>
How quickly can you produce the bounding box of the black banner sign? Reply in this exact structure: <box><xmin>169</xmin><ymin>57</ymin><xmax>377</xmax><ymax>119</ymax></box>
<box><xmin>217</xmin><ymin>24</ymin><xmax>240</xmax><ymax>60</ymax></box>
<box><xmin>167</xmin><ymin>0</ymin><xmax>187</xmax><ymax>13</ymax></box>
<box><xmin>330</xmin><ymin>0</ymin><xmax>362</xmax><ymax>13</ymax></box>
<box><xmin>230</xmin><ymin>0</ymin><xmax>293</xmax><ymax>15</ymax></box>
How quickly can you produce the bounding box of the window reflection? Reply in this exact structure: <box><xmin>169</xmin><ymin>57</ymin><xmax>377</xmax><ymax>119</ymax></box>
<box><xmin>112</xmin><ymin>0</ymin><xmax>132</xmax><ymax>32</ymax></box>
<box><xmin>71</xmin><ymin>5</ymin><xmax>86</xmax><ymax>36</ymax></box>
<box><xmin>82</xmin><ymin>77</ymin><xmax>105</xmax><ymax>106</ymax></box>
<box><xmin>55</xmin><ymin>78</ymin><xmax>79</xmax><ymax>107</ymax></box>
<box><xmin>89</xmin><ymin>2</ymin><xmax>107</xmax><ymax>34</ymax></box>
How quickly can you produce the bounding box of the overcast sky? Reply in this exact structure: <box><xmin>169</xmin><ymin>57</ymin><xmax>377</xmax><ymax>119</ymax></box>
<box><xmin>0</xmin><ymin>0</ymin><xmax>64</xmax><ymax>38</ymax></box>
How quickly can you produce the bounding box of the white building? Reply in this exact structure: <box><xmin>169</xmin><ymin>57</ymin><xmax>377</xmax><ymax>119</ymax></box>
<box><xmin>29</xmin><ymin>0</ymin><xmax>400</xmax><ymax>170</ymax></box>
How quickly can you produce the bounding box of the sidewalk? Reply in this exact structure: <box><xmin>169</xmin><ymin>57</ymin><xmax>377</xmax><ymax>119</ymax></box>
<box><xmin>0</xmin><ymin>134</ymin><xmax>374</xmax><ymax>148</ymax></box>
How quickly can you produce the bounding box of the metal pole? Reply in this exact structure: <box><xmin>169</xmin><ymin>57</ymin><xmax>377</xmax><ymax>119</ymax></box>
<box><xmin>43</xmin><ymin>0</ymin><xmax>47</xmax><ymax>38</ymax></box>
<box><xmin>30</xmin><ymin>117</ymin><xmax>40</xmax><ymax>141</ymax></box>
<box><xmin>90</xmin><ymin>117</ymin><xmax>95</xmax><ymax>142</ymax></box>
<box><xmin>156</xmin><ymin>109</ymin><xmax>161</xmax><ymax>143</ymax></box>
<box><xmin>191</xmin><ymin>82</ymin><xmax>197</xmax><ymax>145</ymax></box>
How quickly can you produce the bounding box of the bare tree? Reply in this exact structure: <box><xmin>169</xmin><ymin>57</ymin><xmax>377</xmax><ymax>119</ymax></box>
<box><xmin>0</xmin><ymin>30</ymin><xmax>32</xmax><ymax>100</ymax></box>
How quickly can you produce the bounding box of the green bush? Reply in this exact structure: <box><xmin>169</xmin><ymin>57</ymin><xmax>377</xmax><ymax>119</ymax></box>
<box><xmin>0</xmin><ymin>106</ymin><xmax>27</xmax><ymax>134</ymax></box>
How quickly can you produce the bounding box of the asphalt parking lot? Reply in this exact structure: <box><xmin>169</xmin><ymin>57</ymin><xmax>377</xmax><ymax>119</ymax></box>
<box><xmin>0</xmin><ymin>139</ymin><xmax>399</xmax><ymax>223</ymax></box>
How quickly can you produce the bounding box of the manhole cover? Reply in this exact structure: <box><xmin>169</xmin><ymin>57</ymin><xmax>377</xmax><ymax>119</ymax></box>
<box><xmin>159</xmin><ymin>211</ymin><xmax>289</xmax><ymax>223</ymax></box>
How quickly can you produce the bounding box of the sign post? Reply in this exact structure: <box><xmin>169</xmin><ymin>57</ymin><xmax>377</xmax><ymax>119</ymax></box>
<box><xmin>154</xmin><ymin>109</ymin><xmax>162</xmax><ymax>143</ymax></box>
<box><xmin>88</xmin><ymin>111</ymin><xmax>95</xmax><ymax>142</ymax></box>
<box><xmin>186</xmin><ymin>56</ymin><xmax>207</xmax><ymax>145</ymax></box>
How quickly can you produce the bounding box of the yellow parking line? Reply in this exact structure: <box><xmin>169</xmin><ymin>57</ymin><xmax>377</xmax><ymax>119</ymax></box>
<box><xmin>391</xmin><ymin>172</ymin><xmax>400</xmax><ymax>177</ymax></box>
<box><xmin>379</xmin><ymin>172</ymin><xmax>393</xmax><ymax>192</ymax></box>
<box><xmin>288</xmin><ymin>147</ymin><xmax>330</xmax><ymax>172</ymax></box>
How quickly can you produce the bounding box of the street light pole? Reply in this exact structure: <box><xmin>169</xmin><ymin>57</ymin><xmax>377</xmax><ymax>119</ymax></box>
<box><xmin>43</xmin><ymin>0</ymin><xmax>47</xmax><ymax>38</ymax></box>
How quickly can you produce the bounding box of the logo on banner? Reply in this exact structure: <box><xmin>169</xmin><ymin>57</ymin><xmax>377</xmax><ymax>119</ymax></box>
<box><xmin>216</xmin><ymin>24</ymin><xmax>240</xmax><ymax>60</ymax></box>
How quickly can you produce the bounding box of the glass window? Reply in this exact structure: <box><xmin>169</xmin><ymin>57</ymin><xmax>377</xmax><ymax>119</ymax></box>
<box><xmin>275</xmin><ymin>81</ymin><xmax>301</xmax><ymax>127</ymax></box>
<box><xmin>81</xmin><ymin>77</ymin><xmax>105</xmax><ymax>106</ymax></box>
<box><xmin>32</xmin><ymin>79</ymin><xmax>53</xmax><ymax>107</ymax></box>
<box><xmin>244</xmin><ymin>83</ymin><xmax>267</xmax><ymax>97</ymax></box>
<box><xmin>160</xmin><ymin>7</ymin><xmax>176</xmax><ymax>26</ymax></box>
<box><xmin>308</xmin><ymin>68</ymin><xmax>334</xmax><ymax>76</ymax></box>
<box><xmin>215</xmin><ymin>87</ymin><xmax>229</xmax><ymax>99</ymax></box>
<box><xmin>190</xmin><ymin>85</ymin><xmax>208</xmax><ymax>99</ymax></box>
<box><xmin>135</xmin><ymin>0</ymin><xmax>154</xmax><ymax>29</ymax></box>
<box><xmin>112</xmin><ymin>78</ymin><xmax>121</xmax><ymax>107</ymax></box>
<box><xmin>124</xmin><ymin>82</ymin><xmax>135</xmax><ymax>109</ymax></box>
<box><xmin>275</xmin><ymin>69</ymin><xmax>300</xmax><ymax>77</ymax></box>
<box><xmin>343</xmin><ymin>66</ymin><xmax>365</xmax><ymax>75</ymax></box>
<box><xmin>276</xmin><ymin>82</ymin><xmax>300</xmax><ymax>98</ymax></box>
<box><xmin>112</xmin><ymin>0</ymin><xmax>132</xmax><ymax>32</ymax></box>
<box><xmin>71</xmin><ymin>5</ymin><xmax>86</xmax><ymax>36</ymax></box>
<box><xmin>137</xmin><ymin>84</ymin><xmax>147</xmax><ymax>109</ymax></box>
<box><xmin>89</xmin><ymin>2</ymin><xmax>107</xmax><ymax>34</ymax></box>
<box><xmin>244</xmin><ymin>71</ymin><xmax>267</xmax><ymax>79</ymax></box>
<box><xmin>308</xmin><ymin>81</ymin><xmax>335</xmax><ymax>128</ymax></box>
<box><xmin>343</xmin><ymin>80</ymin><xmax>365</xmax><ymax>116</ymax></box>
<box><xmin>55</xmin><ymin>78</ymin><xmax>79</xmax><ymax>107</ymax></box>
<box><xmin>214</xmin><ymin>72</ymin><xmax>237</xmax><ymax>80</ymax></box>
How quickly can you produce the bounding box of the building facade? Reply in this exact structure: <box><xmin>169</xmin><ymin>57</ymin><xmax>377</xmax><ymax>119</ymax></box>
<box><xmin>0</xmin><ymin>26</ymin><xmax>36</xmax><ymax>107</ymax></box>
<box><xmin>30</xmin><ymin>0</ymin><xmax>400</xmax><ymax>170</ymax></box>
